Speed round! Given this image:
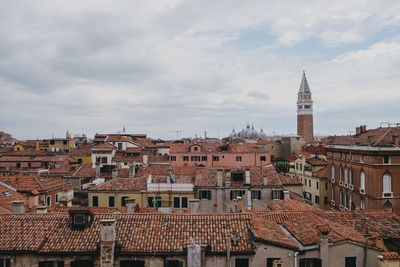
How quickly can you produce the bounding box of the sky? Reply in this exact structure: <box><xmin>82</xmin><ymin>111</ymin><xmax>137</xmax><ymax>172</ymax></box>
<box><xmin>1</xmin><ymin>0</ymin><xmax>400</xmax><ymax>140</ymax></box>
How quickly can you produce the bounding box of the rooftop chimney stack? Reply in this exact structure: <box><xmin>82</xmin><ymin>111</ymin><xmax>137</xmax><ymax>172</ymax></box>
<box><xmin>95</xmin><ymin>162</ymin><xmax>100</xmax><ymax>178</ymax></box>
<box><xmin>100</xmin><ymin>219</ymin><xmax>116</xmax><ymax>267</ymax></box>
<box><xmin>112</xmin><ymin>168</ymin><xmax>118</xmax><ymax>179</ymax></box>
<box><xmin>393</xmin><ymin>135</ymin><xmax>399</xmax><ymax>147</ymax></box>
<box><xmin>129</xmin><ymin>163</ymin><xmax>135</xmax><ymax>178</ymax></box>
<box><xmin>317</xmin><ymin>225</ymin><xmax>330</xmax><ymax>267</ymax></box>
<box><xmin>360</xmin><ymin>125</ymin><xmax>367</xmax><ymax>133</ymax></box>
<box><xmin>187</xmin><ymin>242</ymin><xmax>202</xmax><ymax>267</ymax></box>
<box><xmin>283</xmin><ymin>191</ymin><xmax>290</xmax><ymax>200</ymax></box>
<box><xmin>36</xmin><ymin>205</ymin><xmax>48</xmax><ymax>214</ymax></box>
<box><xmin>189</xmin><ymin>199</ymin><xmax>200</xmax><ymax>214</ymax></box>
<box><xmin>12</xmin><ymin>200</ymin><xmax>25</xmax><ymax>214</ymax></box>
<box><xmin>125</xmin><ymin>199</ymin><xmax>137</xmax><ymax>213</ymax></box>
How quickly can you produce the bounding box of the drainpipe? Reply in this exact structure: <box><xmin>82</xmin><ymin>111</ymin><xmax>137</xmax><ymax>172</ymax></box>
<box><xmin>364</xmin><ymin>228</ymin><xmax>370</xmax><ymax>267</ymax></box>
<box><xmin>294</xmin><ymin>251</ymin><xmax>299</xmax><ymax>267</ymax></box>
<box><xmin>226</xmin><ymin>234</ymin><xmax>231</xmax><ymax>267</ymax></box>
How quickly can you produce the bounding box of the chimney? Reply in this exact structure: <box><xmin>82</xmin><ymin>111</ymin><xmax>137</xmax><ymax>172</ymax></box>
<box><xmin>125</xmin><ymin>199</ymin><xmax>137</xmax><ymax>213</ymax></box>
<box><xmin>129</xmin><ymin>163</ymin><xmax>135</xmax><ymax>178</ymax></box>
<box><xmin>356</xmin><ymin>127</ymin><xmax>361</xmax><ymax>135</ymax></box>
<box><xmin>100</xmin><ymin>219</ymin><xmax>116</xmax><ymax>267</ymax></box>
<box><xmin>225</xmin><ymin>172</ymin><xmax>231</xmax><ymax>188</ymax></box>
<box><xmin>95</xmin><ymin>162</ymin><xmax>100</xmax><ymax>178</ymax></box>
<box><xmin>36</xmin><ymin>205</ymin><xmax>48</xmax><ymax>213</ymax></box>
<box><xmin>189</xmin><ymin>199</ymin><xmax>200</xmax><ymax>214</ymax></box>
<box><xmin>143</xmin><ymin>155</ymin><xmax>148</xmax><ymax>165</ymax></box>
<box><xmin>112</xmin><ymin>168</ymin><xmax>118</xmax><ymax>179</ymax></box>
<box><xmin>245</xmin><ymin>169</ymin><xmax>250</xmax><ymax>184</ymax></box>
<box><xmin>187</xmin><ymin>242</ymin><xmax>201</xmax><ymax>267</ymax></box>
<box><xmin>317</xmin><ymin>225</ymin><xmax>329</xmax><ymax>267</ymax></box>
<box><xmin>236</xmin><ymin>197</ymin><xmax>242</xmax><ymax>213</ymax></box>
<box><xmin>283</xmin><ymin>191</ymin><xmax>290</xmax><ymax>200</ymax></box>
<box><xmin>12</xmin><ymin>200</ymin><xmax>25</xmax><ymax>214</ymax></box>
<box><xmin>360</xmin><ymin>125</ymin><xmax>367</xmax><ymax>133</ymax></box>
<box><xmin>392</xmin><ymin>135</ymin><xmax>399</xmax><ymax>147</ymax></box>
<box><xmin>217</xmin><ymin>169</ymin><xmax>223</xmax><ymax>187</ymax></box>
<box><xmin>367</xmin><ymin>135</ymin><xmax>374</xmax><ymax>146</ymax></box>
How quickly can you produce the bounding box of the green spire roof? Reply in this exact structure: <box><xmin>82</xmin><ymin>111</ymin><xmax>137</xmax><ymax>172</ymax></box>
<box><xmin>299</xmin><ymin>71</ymin><xmax>311</xmax><ymax>93</ymax></box>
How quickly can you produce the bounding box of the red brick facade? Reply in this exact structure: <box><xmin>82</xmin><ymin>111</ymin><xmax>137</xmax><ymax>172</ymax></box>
<box><xmin>297</xmin><ymin>114</ymin><xmax>314</xmax><ymax>143</ymax></box>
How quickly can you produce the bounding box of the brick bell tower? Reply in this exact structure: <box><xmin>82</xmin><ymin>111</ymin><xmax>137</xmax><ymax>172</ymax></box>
<box><xmin>297</xmin><ymin>71</ymin><xmax>314</xmax><ymax>143</ymax></box>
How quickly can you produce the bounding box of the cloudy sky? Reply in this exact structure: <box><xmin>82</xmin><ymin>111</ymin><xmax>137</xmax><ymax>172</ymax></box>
<box><xmin>1</xmin><ymin>0</ymin><xmax>400</xmax><ymax>140</ymax></box>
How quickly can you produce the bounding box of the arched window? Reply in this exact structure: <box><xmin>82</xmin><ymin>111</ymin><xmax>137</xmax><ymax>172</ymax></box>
<box><xmin>349</xmin><ymin>169</ymin><xmax>353</xmax><ymax>185</ymax></box>
<box><xmin>340</xmin><ymin>191</ymin><xmax>343</xmax><ymax>206</ymax></box>
<box><xmin>344</xmin><ymin>194</ymin><xmax>348</xmax><ymax>208</ymax></box>
<box><xmin>344</xmin><ymin>168</ymin><xmax>348</xmax><ymax>184</ymax></box>
<box><xmin>340</xmin><ymin>167</ymin><xmax>343</xmax><ymax>181</ymax></box>
<box><xmin>331</xmin><ymin>165</ymin><xmax>335</xmax><ymax>181</ymax></box>
<box><xmin>331</xmin><ymin>188</ymin><xmax>335</xmax><ymax>201</ymax></box>
<box><xmin>383</xmin><ymin>174</ymin><xmax>392</xmax><ymax>193</ymax></box>
<box><xmin>360</xmin><ymin>171</ymin><xmax>365</xmax><ymax>192</ymax></box>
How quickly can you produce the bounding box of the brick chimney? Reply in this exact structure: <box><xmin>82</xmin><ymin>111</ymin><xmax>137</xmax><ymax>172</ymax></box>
<box><xmin>112</xmin><ymin>168</ymin><xmax>118</xmax><ymax>179</ymax></box>
<box><xmin>189</xmin><ymin>199</ymin><xmax>200</xmax><ymax>214</ymax></box>
<box><xmin>317</xmin><ymin>225</ymin><xmax>329</xmax><ymax>266</ymax></box>
<box><xmin>125</xmin><ymin>199</ymin><xmax>137</xmax><ymax>213</ymax></box>
<box><xmin>360</xmin><ymin>125</ymin><xmax>367</xmax><ymax>133</ymax></box>
<box><xmin>100</xmin><ymin>219</ymin><xmax>116</xmax><ymax>267</ymax></box>
<box><xmin>236</xmin><ymin>197</ymin><xmax>242</xmax><ymax>213</ymax></box>
<box><xmin>392</xmin><ymin>135</ymin><xmax>399</xmax><ymax>147</ymax></box>
<box><xmin>12</xmin><ymin>200</ymin><xmax>25</xmax><ymax>214</ymax></box>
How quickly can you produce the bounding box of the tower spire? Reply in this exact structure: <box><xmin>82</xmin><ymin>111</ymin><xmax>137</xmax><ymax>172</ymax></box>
<box><xmin>299</xmin><ymin>71</ymin><xmax>311</xmax><ymax>93</ymax></box>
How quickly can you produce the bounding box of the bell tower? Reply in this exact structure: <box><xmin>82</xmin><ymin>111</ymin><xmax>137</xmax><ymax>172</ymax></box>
<box><xmin>297</xmin><ymin>71</ymin><xmax>314</xmax><ymax>143</ymax></box>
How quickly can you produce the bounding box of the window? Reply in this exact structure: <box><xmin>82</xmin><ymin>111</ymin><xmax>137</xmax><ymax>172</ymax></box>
<box><xmin>260</xmin><ymin>156</ymin><xmax>266</xmax><ymax>161</ymax></box>
<box><xmin>147</xmin><ymin>196</ymin><xmax>161</xmax><ymax>208</ymax></box>
<box><xmin>191</xmin><ymin>156</ymin><xmax>200</xmax><ymax>161</ymax></box>
<box><xmin>315</xmin><ymin>195</ymin><xmax>320</xmax><ymax>204</ymax></box>
<box><xmin>331</xmin><ymin>165</ymin><xmax>335</xmax><ymax>181</ymax></box>
<box><xmin>235</xmin><ymin>258</ymin><xmax>249</xmax><ymax>267</ymax></box>
<box><xmin>199</xmin><ymin>190</ymin><xmax>211</xmax><ymax>200</ymax></box>
<box><xmin>236</xmin><ymin>156</ymin><xmax>242</xmax><ymax>162</ymax></box>
<box><xmin>383</xmin><ymin>174</ymin><xmax>392</xmax><ymax>193</ymax></box>
<box><xmin>39</xmin><ymin>261</ymin><xmax>64</xmax><ymax>267</ymax></box>
<box><xmin>384</xmin><ymin>155</ymin><xmax>390</xmax><ymax>164</ymax></box>
<box><xmin>164</xmin><ymin>261</ymin><xmax>183</xmax><ymax>267</ymax></box>
<box><xmin>304</xmin><ymin>178</ymin><xmax>307</xmax><ymax>185</ymax></box>
<box><xmin>108</xmin><ymin>196</ymin><xmax>115</xmax><ymax>207</ymax></box>
<box><xmin>174</xmin><ymin>197</ymin><xmax>180</xmax><ymax>208</ymax></box>
<box><xmin>299</xmin><ymin>258</ymin><xmax>321</xmax><ymax>267</ymax></box>
<box><xmin>0</xmin><ymin>258</ymin><xmax>10</xmax><ymax>267</ymax></box>
<box><xmin>325</xmin><ymin>182</ymin><xmax>328</xmax><ymax>190</ymax></box>
<box><xmin>344</xmin><ymin>168</ymin><xmax>348</xmax><ymax>183</ymax></box>
<box><xmin>121</xmin><ymin>196</ymin><xmax>129</xmax><ymax>206</ymax></box>
<box><xmin>118</xmin><ymin>143</ymin><xmax>123</xmax><ymax>150</ymax></box>
<box><xmin>183</xmin><ymin>156</ymin><xmax>189</xmax><ymax>161</ymax></box>
<box><xmin>55</xmin><ymin>194</ymin><xmax>59</xmax><ymax>204</ymax></box>
<box><xmin>316</xmin><ymin>181</ymin><xmax>319</xmax><ymax>190</ymax></box>
<box><xmin>272</xmin><ymin>190</ymin><xmax>283</xmax><ymax>200</ymax></box>
<box><xmin>63</xmin><ymin>140</ymin><xmax>68</xmax><ymax>145</ymax></box>
<box><xmin>349</xmin><ymin>169</ymin><xmax>353</xmax><ymax>185</ymax></box>
<box><xmin>170</xmin><ymin>156</ymin><xmax>176</xmax><ymax>161</ymax></box>
<box><xmin>232</xmin><ymin>172</ymin><xmax>244</xmax><ymax>182</ymax></box>
<box><xmin>16</xmin><ymin>162</ymin><xmax>21</xmax><ymax>168</ymax></box>
<box><xmin>50</xmin><ymin>140</ymin><xmax>55</xmax><ymax>145</ymax></box>
<box><xmin>361</xmin><ymin>200</ymin><xmax>365</xmax><ymax>210</ymax></box>
<box><xmin>345</xmin><ymin>257</ymin><xmax>357</xmax><ymax>267</ymax></box>
<box><xmin>194</xmin><ymin>146</ymin><xmax>198</xmax><ymax>151</ymax></box>
<box><xmin>77</xmin><ymin>158</ymin><xmax>82</xmax><ymax>164</ymax></box>
<box><xmin>173</xmin><ymin>197</ymin><xmax>188</xmax><ymax>208</ymax></box>
<box><xmin>340</xmin><ymin>167</ymin><xmax>343</xmax><ymax>181</ymax></box>
<box><xmin>92</xmin><ymin>196</ymin><xmax>99</xmax><ymax>207</ymax></box>
<box><xmin>344</xmin><ymin>194</ymin><xmax>348</xmax><ymax>209</ymax></box>
<box><xmin>46</xmin><ymin>196</ymin><xmax>51</xmax><ymax>206</ymax></box>
<box><xmin>120</xmin><ymin>260</ymin><xmax>145</xmax><ymax>267</ymax></box>
<box><xmin>360</xmin><ymin>171</ymin><xmax>365</xmax><ymax>192</ymax></box>
<box><xmin>331</xmin><ymin>188</ymin><xmax>335</xmax><ymax>202</ymax></box>
<box><xmin>201</xmin><ymin>156</ymin><xmax>207</xmax><ymax>161</ymax></box>
<box><xmin>340</xmin><ymin>191</ymin><xmax>343</xmax><ymax>206</ymax></box>
<box><xmin>182</xmin><ymin>197</ymin><xmax>188</xmax><ymax>208</ymax></box>
<box><xmin>70</xmin><ymin>260</ymin><xmax>93</xmax><ymax>267</ymax></box>
<box><xmin>267</xmin><ymin>258</ymin><xmax>281</xmax><ymax>267</ymax></box>
<box><xmin>360</xmin><ymin>155</ymin><xmax>364</xmax><ymax>163</ymax></box>
<box><xmin>308</xmin><ymin>180</ymin><xmax>311</xmax><ymax>187</ymax></box>
<box><xmin>230</xmin><ymin>190</ymin><xmax>245</xmax><ymax>200</ymax></box>
<box><xmin>251</xmin><ymin>190</ymin><xmax>261</xmax><ymax>200</ymax></box>
<box><xmin>28</xmin><ymin>162</ymin><xmax>32</xmax><ymax>168</ymax></box>
<box><xmin>213</xmin><ymin>156</ymin><xmax>219</xmax><ymax>161</ymax></box>
<box><xmin>101</xmin><ymin>157</ymin><xmax>107</xmax><ymax>163</ymax></box>
<box><xmin>324</xmin><ymin>196</ymin><xmax>328</xmax><ymax>205</ymax></box>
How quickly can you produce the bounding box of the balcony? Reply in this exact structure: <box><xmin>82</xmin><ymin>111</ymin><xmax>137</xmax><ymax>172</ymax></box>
<box><xmin>359</xmin><ymin>188</ymin><xmax>365</xmax><ymax>195</ymax></box>
<box><xmin>339</xmin><ymin>181</ymin><xmax>343</xmax><ymax>186</ymax></box>
<box><xmin>331</xmin><ymin>178</ymin><xmax>335</xmax><ymax>183</ymax></box>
